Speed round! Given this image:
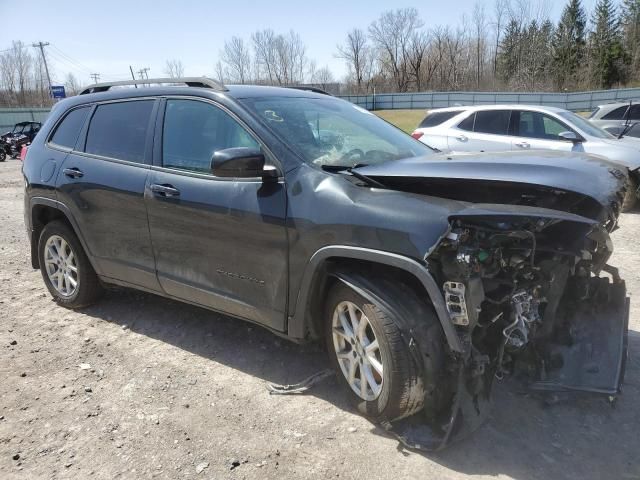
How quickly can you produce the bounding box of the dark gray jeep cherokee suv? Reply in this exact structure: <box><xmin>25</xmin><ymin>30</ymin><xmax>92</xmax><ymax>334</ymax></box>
<box><xmin>23</xmin><ymin>78</ymin><xmax>629</xmax><ymax>449</ymax></box>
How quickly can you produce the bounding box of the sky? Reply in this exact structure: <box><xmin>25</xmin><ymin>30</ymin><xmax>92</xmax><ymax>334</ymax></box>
<box><xmin>1</xmin><ymin>0</ymin><xmax>601</xmax><ymax>87</ymax></box>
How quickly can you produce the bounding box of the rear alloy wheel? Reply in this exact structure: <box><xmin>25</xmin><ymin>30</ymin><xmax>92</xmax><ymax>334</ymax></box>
<box><xmin>38</xmin><ymin>221</ymin><xmax>103</xmax><ymax>308</ymax></box>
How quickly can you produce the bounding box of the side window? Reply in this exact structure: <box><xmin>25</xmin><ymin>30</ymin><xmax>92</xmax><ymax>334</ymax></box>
<box><xmin>49</xmin><ymin>106</ymin><xmax>90</xmax><ymax>149</ymax></box>
<box><xmin>85</xmin><ymin>100</ymin><xmax>154</xmax><ymax>163</ymax></box>
<box><xmin>630</xmin><ymin>105</ymin><xmax>640</xmax><ymax>120</ymax></box>
<box><xmin>162</xmin><ymin>99</ymin><xmax>259</xmax><ymax>174</ymax></box>
<box><xmin>517</xmin><ymin>111</ymin><xmax>569</xmax><ymax>140</ymax></box>
<box><xmin>457</xmin><ymin>113</ymin><xmax>475</xmax><ymax>131</ymax></box>
<box><xmin>419</xmin><ymin>111</ymin><xmax>462</xmax><ymax>128</ymax></box>
<box><xmin>602</xmin><ymin>106</ymin><xmax>628</xmax><ymax>120</ymax></box>
<box><xmin>541</xmin><ymin>115</ymin><xmax>567</xmax><ymax>138</ymax></box>
<box><xmin>473</xmin><ymin>110</ymin><xmax>510</xmax><ymax>135</ymax></box>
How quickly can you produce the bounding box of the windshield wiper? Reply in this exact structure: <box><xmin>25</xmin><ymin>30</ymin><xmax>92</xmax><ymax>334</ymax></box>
<box><xmin>321</xmin><ymin>164</ymin><xmax>386</xmax><ymax>188</ymax></box>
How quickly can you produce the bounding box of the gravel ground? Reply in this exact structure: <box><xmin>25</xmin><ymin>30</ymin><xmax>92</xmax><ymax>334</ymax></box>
<box><xmin>1</xmin><ymin>158</ymin><xmax>638</xmax><ymax>480</ymax></box>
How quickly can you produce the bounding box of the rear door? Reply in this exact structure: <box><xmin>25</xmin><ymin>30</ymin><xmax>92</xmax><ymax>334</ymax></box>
<box><xmin>448</xmin><ymin>109</ymin><xmax>512</xmax><ymax>152</ymax></box>
<box><xmin>145</xmin><ymin>98</ymin><xmax>288</xmax><ymax>330</ymax></box>
<box><xmin>509</xmin><ymin>110</ymin><xmax>577</xmax><ymax>152</ymax></box>
<box><xmin>55</xmin><ymin>98</ymin><xmax>161</xmax><ymax>291</ymax></box>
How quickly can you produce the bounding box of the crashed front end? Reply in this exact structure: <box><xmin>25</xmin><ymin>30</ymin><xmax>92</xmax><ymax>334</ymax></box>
<box><xmin>389</xmin><ymin>209</ymin><xmax>628</xmax><ymax>450</ymax></box>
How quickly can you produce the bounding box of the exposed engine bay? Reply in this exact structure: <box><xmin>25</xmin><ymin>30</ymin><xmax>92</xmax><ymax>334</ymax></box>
<box><xmin>388</xmin><ymin>213</ymin><xmax>628</xmax><ymax>451</ymax></box>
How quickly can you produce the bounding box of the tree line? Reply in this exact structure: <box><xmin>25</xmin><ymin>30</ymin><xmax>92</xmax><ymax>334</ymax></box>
<box><xmin>1</xmin><ymin>0</ymin><xmax>639</xmax><ymax>107</ymax></box>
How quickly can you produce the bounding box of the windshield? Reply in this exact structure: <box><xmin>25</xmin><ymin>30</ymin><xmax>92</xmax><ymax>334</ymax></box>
<box><xmin>557</xmin><ymin>111</ymin><xmax>615</xmax><ymax>139</ymax></box>
<box><xmin>12</xmin><ymin>124</ymin><xmax>26</xmax><ymax>134</ymax></box>
<box><xmin>240</xmin><ymin>96</ymin><xmax>433</xmax><ymax>167</ymax></box>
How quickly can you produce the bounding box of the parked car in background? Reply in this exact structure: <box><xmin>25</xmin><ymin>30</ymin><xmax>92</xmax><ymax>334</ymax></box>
<box><xmin>23</xmin><ymin>78</ymin><xmax>629</xmax><ymax>450</ymax></box>
<box><xmin>588</xmin><ymin>101</ymin><xmax>640</xmax><ymax>136</ymax></box>
<box><xmin>0</xmin><ymin>121</ymin><xmax>42</xmax><ymax>161</ymax></box>
<box><xmin>412</xmin><ymin>105</ymin><xmax>640</xmax><ymax>209</ymax></box>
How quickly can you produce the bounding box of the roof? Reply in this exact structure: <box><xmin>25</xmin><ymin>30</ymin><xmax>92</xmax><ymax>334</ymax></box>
<box><xmin>429</xmin><ymin>104</ymin><xmax>568</xmax><ymax>114</ymax></box>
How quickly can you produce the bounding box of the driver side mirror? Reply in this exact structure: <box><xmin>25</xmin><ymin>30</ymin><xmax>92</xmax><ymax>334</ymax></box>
<box><xmin>558</xmin><ymin>131</ymin><xmax>582</xmax><ymax>144</ymax></box>
<box><xmin>211</xmin><ymin>147</ymin><xmax>277</xmax><ymax>181</ymax></box>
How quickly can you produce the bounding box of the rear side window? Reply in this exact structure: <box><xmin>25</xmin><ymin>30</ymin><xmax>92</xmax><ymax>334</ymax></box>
<box><xmin>602</xmin><ymin>106</ymin><xmax>628</xmax><ymax>120</ymax></box>
<box><xmin>457</xmin><ymin>113</ymin><xmax>475</xmax><ymax>131</ymax></box>
<box><xmin>418</xmin><ymin>110</ymin><xmax>462</xmax><ymax>128</ymax></box>
<box><xmin>49</xmin><ymin>106</ymin><xmax>90</xmax><ymax>149</ymax></box>
<box><xmin>630</xmin><ymin>105</ymin><xmax>640</xmax><ymax>120</ymax></box>
<box><xmin>85</xmin><ymin>100</ymin><xmax>154</xmax><ymax>163</ymax></box>
<box><xmin>473</xmin><ymin>110</ymin><xmax>511</xmax><ymax>135</ymax></box>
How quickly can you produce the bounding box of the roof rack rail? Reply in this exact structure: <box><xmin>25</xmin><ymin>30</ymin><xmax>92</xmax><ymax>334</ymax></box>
<box><xmin>285</xmin><ymin>86</ymin><xmax>332</xmax><ymax>96</ymax></box>
<box><xmin>79</xmin><ymin>77</ymin><xmax>227</xmax><ymax>95</ymax></box>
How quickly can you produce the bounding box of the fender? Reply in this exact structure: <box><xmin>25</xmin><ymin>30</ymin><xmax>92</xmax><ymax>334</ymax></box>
<box><xmin>28</xmin><ymin>196</ymin><xmax>102</xmax><ymax>274</ymax></box>
<box><xmin>288</xmin><ymin>245</ymin><xmax>463</xmax><ymax>353</ymax></box>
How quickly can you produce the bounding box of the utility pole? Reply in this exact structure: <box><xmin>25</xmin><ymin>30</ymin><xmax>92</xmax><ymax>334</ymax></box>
<box><xmin>32</xmin><ymin>41</ymin><xmax>53</xmax><ymax>98</ymax></box>
<box><xmin>90</xmin><ymin>73</ymin><xmax>100</xmax><ymax>83</ymax></box>
<box><xmin>129</xmin><ymin>65</ymin><xmax>138</xmax><ymax>88</ymax></box>
<box><xmin>137</xmin><ymin>67</ymin><xmax>150</xmax><ymax>86</ymax></box>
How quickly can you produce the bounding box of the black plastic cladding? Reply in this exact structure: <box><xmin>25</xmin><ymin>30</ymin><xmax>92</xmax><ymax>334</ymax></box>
<box><xmin>22</xmin><ymin>84</ymin><xmax>623</xmax><ymax>350</ymax></box>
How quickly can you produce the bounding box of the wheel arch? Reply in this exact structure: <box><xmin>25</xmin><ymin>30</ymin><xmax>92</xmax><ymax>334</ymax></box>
<box><xmin>287</xmin><ymin>246</ymin><xmax>462</xmax><ymax>353</ymax></box>
<box><xmin>29</xmin><ymin>198</ymin><xmax>97</xmax><ymax>272</ymax></box>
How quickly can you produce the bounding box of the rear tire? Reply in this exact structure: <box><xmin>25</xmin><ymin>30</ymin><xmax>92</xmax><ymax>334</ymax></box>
<box><xmin>325</xmin><ymin>280</ymin><xmax>448</xmax><ymax>422</ymax></box>
<box><xmin>622</xmin><ymin>174</ymin><xmax>638</xmax><ymax>212</ymax></box>
<box><xmin>38</xmin><ymin>221</ymin><xmax>103</xmax><ymax>308</ymax></box>
<box><xmin>0</xmin><ymin>151</ymin><xmax>5</xmax><ymax>162</ymax></box>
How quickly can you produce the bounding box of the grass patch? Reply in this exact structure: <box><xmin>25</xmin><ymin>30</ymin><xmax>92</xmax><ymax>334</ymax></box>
<box><xmin>374</xmin><ymin>109</ymin><xmax>426</xmax><ymax>133</ymax></box>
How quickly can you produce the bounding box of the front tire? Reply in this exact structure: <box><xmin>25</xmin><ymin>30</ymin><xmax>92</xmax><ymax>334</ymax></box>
<box><xmin>325</xmin><ymin>281</ymin><xmax>447</xmax><ymax>422</ymax></box>
<box><xmin>38</xmin><ymin>221</ymin><xmax>103</xmax><ymax>308</ymax></box>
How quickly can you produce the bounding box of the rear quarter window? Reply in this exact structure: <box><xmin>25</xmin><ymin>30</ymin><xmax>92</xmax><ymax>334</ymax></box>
<box><xmin>85</xmin><ymin>100</ymin><xmax>155</xmax><ymax>163</ymax></box>
<box><xmin>418</xmin><ymin>110</ymin><xmax>463</xmax><ymax>128</ymax></box>
<box><xmin>49</xmin><ymin>106</ymin><xmax>91</xmax><ymax>149</ymax></box>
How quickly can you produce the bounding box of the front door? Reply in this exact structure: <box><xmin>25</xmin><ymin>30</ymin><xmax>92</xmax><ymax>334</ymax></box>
<box><xmin>145</xmin><ymin>98</ymin><xmax>288</xmax><ymax>331</ymax></box>
<box><xmin>509</xmin><ymin>110</ymin><xmax>577</xmax><ymax>152</ymax></box>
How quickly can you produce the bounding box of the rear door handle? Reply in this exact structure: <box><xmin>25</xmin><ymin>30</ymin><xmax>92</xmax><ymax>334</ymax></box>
<box><xmin>150</xmin><ymin>183</ymin><xmax>180</xmax><ymax>197</ymax></box>
<box><xmin>514</xmin><ymin>142</ymin><xmax>530</xmax><ymax>149</ymax></box>
<box><xmin>63</xmin><ymin>167</ymin><xmax>84</xmax><ymax>178</ymax></box>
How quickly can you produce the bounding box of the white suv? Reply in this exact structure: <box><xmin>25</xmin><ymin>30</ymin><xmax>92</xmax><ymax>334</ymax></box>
<box><xmin>412</xmin><ymin>105</ymin><xmax>640</xmax><ymax>208</ymax></box>
<box><xmin>588</xmin><ymin>102</ymin><xmax>640</xmax><ymax>137</ymax></box>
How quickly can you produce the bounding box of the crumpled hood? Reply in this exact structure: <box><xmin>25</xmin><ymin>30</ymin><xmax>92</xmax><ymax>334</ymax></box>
<box><xmin>355</xmin><ymin>150</ymin><xmax>626</xmax><ymax>226</ymax></box>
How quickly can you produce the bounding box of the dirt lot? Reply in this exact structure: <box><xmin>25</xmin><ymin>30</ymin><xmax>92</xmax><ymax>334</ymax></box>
<box><xmin>0</xmin><ymin>158</ymin><xmax>638</xmax><ymax>480</ymax></box>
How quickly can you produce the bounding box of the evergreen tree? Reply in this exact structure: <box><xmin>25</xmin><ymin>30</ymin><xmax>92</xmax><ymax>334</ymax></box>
<box><xmin>552</xmin><ymin>0</ymin><xmax>587</xmax><ymax>89</ymax></box>
<box><xmin>589</xmin><ymin>0</ymin><xmax>626</xmax><ymax>88</ymax></box>
<box><xmin>621</xmin><ymin>0</ymin><xmax>640</xmax><ymax>82</ymax></box>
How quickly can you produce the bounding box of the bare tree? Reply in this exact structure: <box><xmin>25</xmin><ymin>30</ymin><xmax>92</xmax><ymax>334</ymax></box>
<box><xmin>252</xmin><ymin>29</ymin><xmax>277</xmax><ymax>84</ymax></box>
<box><xmin>65</xmin><ymin>72</ymin><xmax>81</xmax><ymax>96</ymax></box>
<box><xmin>311</xmin><ymin>65</ymin><xmax>334</xmax><ymax>90</ymax></box>
<box><xmin>220</xmin><ymin>37</ymin><xmax>251</xmax><ymax>83</ymax></box>
<box><xmin>164</xmin><ymin>59</ymin><xmax>184</xmax><ymax>78</ymax></box>
<box><xmin>407</xmin><ymin>31</ymin><xmax>429</xmax><ymax>91</ymax></box>
<box><xmin>368</xmin><ymin>8</ymin><xmax>424</xmax><ymax>92</ymax></box>
<box><xmin>492</xmin><ymin>0</ymin><xmax>510</xmax><ymax>76</ymax></box>
<box><xmin>473</xmin><ymin>2</ymin><xmax>489</xmax><ymax>88</ymax></box>
<box><xmin>337</xmin><ymin>28</ymin><xmax>370</xmax><ymax>93</ymax></box>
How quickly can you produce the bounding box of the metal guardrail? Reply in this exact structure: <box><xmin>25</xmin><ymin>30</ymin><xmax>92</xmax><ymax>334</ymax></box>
<box><xmin>0</xmin><ymin>108</ymin><xmax>51</xmax><ymax>132</ymax></box>
<box><xmin>338</xmin><ymin>87</ymin><xmax>640</xmax><ymax>112</ymax></box>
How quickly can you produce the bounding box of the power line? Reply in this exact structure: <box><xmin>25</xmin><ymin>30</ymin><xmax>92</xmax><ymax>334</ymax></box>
<box><xmin>90</xmin><ymin>73</ymin><xmax>100</xmax><ymax>83</ymax></box>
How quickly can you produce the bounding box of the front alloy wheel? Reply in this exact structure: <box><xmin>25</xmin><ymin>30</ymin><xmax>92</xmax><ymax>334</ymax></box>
<box><xmin>332</xmin><ymin>301</ymin><xmax>384</xmax><ymax>401</ymax></box>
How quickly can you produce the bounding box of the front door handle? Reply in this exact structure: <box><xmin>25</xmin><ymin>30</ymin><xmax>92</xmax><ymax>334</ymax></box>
<box><xmin>150</xmin><ymin>183</ymin><xmax>180</xmax><ymax>197</ymax></box>
<box><xmin>455</xmin><ymin>135</ymin><xmax>468</xmax><ymax>142</ymax></box>
<box><xmin>63</xmin><ymin>167</ymin><xmax>84</xmax><ymax>178</ymax></box>
<box><xmin>514</xmin><ymin>142</ymin><xmax>530</xmax><ymax>149</ymax></box>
